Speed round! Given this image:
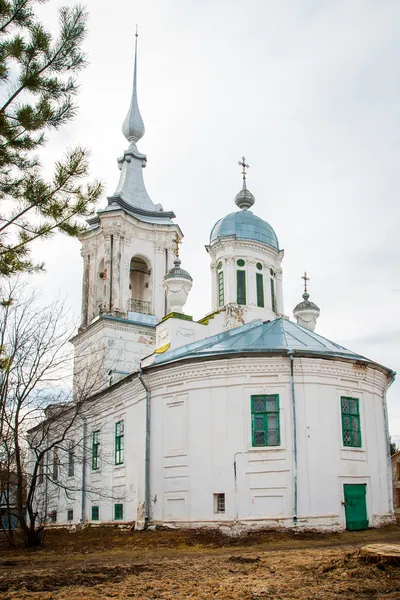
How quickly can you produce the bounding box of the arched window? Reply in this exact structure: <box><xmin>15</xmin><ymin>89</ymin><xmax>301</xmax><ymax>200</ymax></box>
<box><xmin>218</xmin><ymin>269</ymin><xmax>224</xmax><ymax>307</ymax></box>
<box><xmin>256</xmin><ymin>273</ymin><xmax>264</xmax><ymax>308</ymax></box>
<box><xmin>270</xmin><ymin>269</ymin><xmax>277</xmax><ymax>313</ymax></box>
<box><xmin>237</xmin><ymin>270</ymin><xmax>246</xmax><ymax>305</ymax></box>
<box><xmin>129</xmin><ymin>256</ymin><xmax>152</xmax><ymax>314</ymax></box>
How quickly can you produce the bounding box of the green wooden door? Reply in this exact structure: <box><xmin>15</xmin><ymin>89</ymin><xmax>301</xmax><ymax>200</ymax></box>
<box><xmin>343</xmin><ymin>484</ymin><xmax>368</xmax><ymax>530</ymax></box>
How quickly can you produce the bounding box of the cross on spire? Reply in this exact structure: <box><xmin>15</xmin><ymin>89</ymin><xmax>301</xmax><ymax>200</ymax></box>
<box><xmin>173</xmin><ymin>233</ymin><xmax>181</xmax><ymax>258</ymax></box>
<box><xmin>301</xmin><ymin>271</ymin><xmax>310</xmax><ymax>293</ymax></box>
<box><xmin>238</xmin><ymin>156</ymin><xmax>249</xmax><ymax>180</ymax></box>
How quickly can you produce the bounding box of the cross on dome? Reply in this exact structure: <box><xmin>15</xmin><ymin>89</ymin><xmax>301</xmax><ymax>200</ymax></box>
<box><xmin>238</xmin><ymin>157</ymin><xmax>249</xmax><ymax>180</ymax></box>
<box><xmin>302</xmin><ymin>271</ymin><xmax>310</xmax><ymax>294</ymax></box>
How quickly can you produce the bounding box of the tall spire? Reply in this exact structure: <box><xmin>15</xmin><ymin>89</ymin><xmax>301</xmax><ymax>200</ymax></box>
<box><xmin>122</xmin><ymin>26</ymin><xmax>145</xmax><ymax>144</ymax></box>
<box><xmin>235</xmin><ymin>156</ymin><xmax>255</xmax><ymax>210</ymax></box>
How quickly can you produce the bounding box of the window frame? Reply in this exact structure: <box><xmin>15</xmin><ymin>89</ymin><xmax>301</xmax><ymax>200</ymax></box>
<box><xmin>52</xmin><ymin>449</ymin><xmax>59</xmax><ymax>481</ymax></box>
<box><xmin>92</xmin><ymin>505</ymin><xmax>99</xmax><ymax>521</ymax></box>
<box><xmin>251</xmin><ymin>395</ymin><xmax>280</xmax><ymax>447</ymax></box>
<box><xmin>214</xmin><ymin>493</ymin><xmax>225</xmax><ymax>514</ymax></box>
<box><xmin>67</xmin><ymin>509</ymin><xmax>73</xmax><ymax>522</ymax></box>
<box><xmin>115</xmin><ymin>421</ymin><xmax>124</xmax><ymax>466</ymax></box>
<box><xmin>92</xmin><ymin>430</ymin><xmax>100</xmax><ymax>471</ymax></box>
<box><xmin>237</xmin><ymin>270</ymin><xmax>246</xmax><ymax>305</ymax></box>
<box><xmin>114</xmin><ymin>503</ymin><xmax>123</xmax><ymax>520</ymax></box>
<box><xmin>256</xmin><ymin>273</ymin><xmax>264</xmax><ymax>308</ymax></box>
<box><xmin>68</xmin><ymin>441</ymin><xmax>74</xmax><ymax>477</ymax></box>
<box><xmin>270</xmin><ymin>277</ymin><xmax>277</xmax><ymax>312</ymax></box>
<box><xmin>218</xmin><ymin>269</ymin><xmax>224</xmax><ymax>307</ymax></box>
<box><xmin>341</xmin><ymin>396</ymin><xmax>362</xmax><ymax>448</ymax></box>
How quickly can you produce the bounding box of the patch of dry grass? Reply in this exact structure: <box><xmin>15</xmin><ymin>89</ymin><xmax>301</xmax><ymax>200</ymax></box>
<box><xmin>1</xmin><ymin>526</ymin><xmax>400</xmax><ymax>599</ymax></box>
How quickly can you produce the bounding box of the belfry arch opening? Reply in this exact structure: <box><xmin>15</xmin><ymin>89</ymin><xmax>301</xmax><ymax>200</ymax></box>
<box><xmin>129</xmin><ymin>256</ymin><xmax>152</xmax><ymax>315</ymax></box>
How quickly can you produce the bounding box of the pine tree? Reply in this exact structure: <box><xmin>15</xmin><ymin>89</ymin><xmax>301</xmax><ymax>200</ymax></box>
<box><xmin>0</xmin><ymin>0</ymin><xmax>103</xmax><ymax>276</ymax></box>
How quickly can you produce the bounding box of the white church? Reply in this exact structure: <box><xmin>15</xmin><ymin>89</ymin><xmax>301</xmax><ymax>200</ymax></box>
<box><xmin>43</xmin><ymin>37</ymin><xmax>395</xmax><ymax>532</ymax></box>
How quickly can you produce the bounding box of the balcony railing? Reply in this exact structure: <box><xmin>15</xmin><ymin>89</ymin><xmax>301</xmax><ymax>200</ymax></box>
<box><xmin>129</xmin><ymin>298</ymin><xmax>153</xmax><ymax>315</ymax></box>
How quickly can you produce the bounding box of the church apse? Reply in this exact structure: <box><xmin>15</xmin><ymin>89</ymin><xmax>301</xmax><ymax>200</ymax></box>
<box><xmin>129</xmin><ymin>255</ymin><xmax>152</xmax><ymax>315</ymax></box>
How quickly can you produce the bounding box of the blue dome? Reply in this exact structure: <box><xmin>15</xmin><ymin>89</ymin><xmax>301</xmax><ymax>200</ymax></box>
<box><xmin>210</xmin><ymin>210</ymin><xmax>279</xmax><ymax>250</ymax></box>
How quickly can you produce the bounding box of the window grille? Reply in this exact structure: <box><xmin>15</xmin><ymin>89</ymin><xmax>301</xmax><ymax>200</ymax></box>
<box><xmin>92</xmin><ymin>506</ymin><xmax>99</xmax><ymax>521</ymax></box>
<box><xmin>251</xmin><ymin>395</ymin><xmax>280</xmax><ymax>447</ymax></box>
<box><xmin>67</xmin><ymin>509</ymin><xmax>73</xmax><ymax>522</ymax></box>
<box><xmin>115</xmin><ymin>421</ymin><xmax>124</xmax><ymax>465</ymax></box>
<box><xmin>237</xmin><ymin>270</ymin><xmax>246</xmax><ymax>305</ymax></box>
<box><xmin>256</xmin><ymin>273</ymin><xmax>264</xmax><ymax>308</ymax></box>
<box><xmin>218</xmin><ymin>270</ymin><xmax>224</xmax><ymax>307</ymax></box>
<box><xmin>341</xmin><ymin>397</ymin><xmax>361</xmax><ymax>447</ymax></box>
<box><xmin>270</xmin><ymin>278</ymin><xmax>277</xmax><ymax>312</ymax></box>
<box><xmin>214</xmin><ymin>493</ymin><xmax>225</xmax><ymax>514</ymax></box>
<box><xmin>114</xmin><ymin>503</ymin><xmax>123</xmax><ymax>520</ymax></box>
<box><xmin>92</xmin><ymin>430</ymin><xmax>100</xmax><ymax>470</ymax></box>
<box><xmin>68</xmin><ymin>442</ymin><xmax>74</xmax><ymax>477</ymax></box>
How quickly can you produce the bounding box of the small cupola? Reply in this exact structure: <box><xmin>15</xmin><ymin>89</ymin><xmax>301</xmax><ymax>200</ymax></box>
<box><xmin>163</xmin><ymin>237</ymin><xmax>193</xmax><ymax>314</ymax></box>
<box><xmin>293</xmin><ymin>272</ymin><xmax>320</xmax><ymax>332</ymax></box>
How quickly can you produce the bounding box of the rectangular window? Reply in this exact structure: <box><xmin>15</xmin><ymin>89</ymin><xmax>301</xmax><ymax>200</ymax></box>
<box><xmin>251</xmin><ymin>395</ymin><xmax>280</xmax><ymax>447</ymax></box>
<box><xmin>92</xmin><ymin>506</ymin><xmax>99</xmax><ymax>521</ymax></box>
<box><xmin>237</xmin><ymin>270</ymin><xmax>246</xmax><ymax>305</ymax></box>
<box><xmin>92</xmin><ymin>430</ymin><xmax>100</xmax><ymax>470</ymax></box>
<box><xmin>218</xmin><ymin>271</ymin><xmax>224</xmax><ymax>307</ymax></box>
<box><xmin>114</xmin><ymin>503</ymin><xmax>123</xmax><ymax>520</ymax></box>
<box><xmin>214</xmin><ymin>493</ymin><xmax>225</xmax><ymax>514</ymax></box>
<box><xmin>341</xmin><ymin>397</ymin><xmax>361</xmax><ymax>447</ymax></box>
<box><xmin>67</xmin><ymin>509</ymin><xmax>73</xmax><ymax>522</ymax></box>
<box><xmin>50</xmin><ymin>510</ymin><xmax>57</xmax><ymax>523</ymax></box>
<box><xmin>52</xmin><ymin>449</ymin><xmax>58</xmax><ymax>481</ymax></box>
<box><xmin>68</xmin><ymin>442</ymin><xmax>74</xmax><ymax>477</ymax></box>
<box><xmin>270</xmin><ymin>278</ymin><xmax>277</xmax><ymax>312</ymax></box>
<box><xmin>256</xmin><ymin>273</ymin><xmax>264</xmax><ymax>308</ymax></box>
<box><xmin>115</xmin><ymin>421</ymin><xmax>124</xmax><ymax>465</ymax></box>
<box><xmin>38</xmin><ymin>455</ymin><xmax>44</xmax><ymax>485</ymax></box>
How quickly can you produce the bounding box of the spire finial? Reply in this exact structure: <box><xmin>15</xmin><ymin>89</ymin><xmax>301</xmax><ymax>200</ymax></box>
<box><xmin>122</xmin><ymin>26</ymin><xmax>145</xmax><ymax>144</ymax></box>
<box><xmin>301</xmin><ymin>271</ymin><xmax>310</xmax><ymax>293</ymax></box>
<box><xmin>238</xmin><ymin>156</ymin><xmax>249</xmax><ymax>181</ymax></box>
<box><xmin>234</xmin><ymin>156</ymin><xmax>255</xmax><ymax>210</ymax></box>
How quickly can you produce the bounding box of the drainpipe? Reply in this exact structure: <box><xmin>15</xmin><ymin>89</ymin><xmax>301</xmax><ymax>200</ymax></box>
<box><xmin>288</xmin><ymin>350</ymin><xmax>298</xmax><ymax>524</ymax></box>
<box><xmin>138</xmin><ymin>368</ymin><xmax>150</xmax><ymax>526</ymax></box>
<box><xmin>383</xmin><ymin>373</ymin><xmax>396</xmax><ymax>514</ymax></box>
<box><xmin>81</xmin><ymin>417</ymin><xmax>87</xmax><ymax>523</ymax></box>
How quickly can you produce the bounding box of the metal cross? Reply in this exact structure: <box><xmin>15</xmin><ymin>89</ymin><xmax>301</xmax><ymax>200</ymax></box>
<box><xmin>301</xmin><ymin>271</ymin><xmax>310</xmax><ymax>293</ymax></box>
<box><xmin>238</xmin><ymin>156</ymin><xmax>249</xmax><ymax>180</ymax></box>
<box><xmin>173</xmin><ymin>233</ymin><xmax>181</xmax><ymax>257</ymax></box>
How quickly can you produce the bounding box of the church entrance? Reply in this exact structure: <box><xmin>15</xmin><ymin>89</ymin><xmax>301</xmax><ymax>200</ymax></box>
<box><xmin>343</xmin><ymin>483</ymin><xmax>368</xmax><ymax>530</ymax></box>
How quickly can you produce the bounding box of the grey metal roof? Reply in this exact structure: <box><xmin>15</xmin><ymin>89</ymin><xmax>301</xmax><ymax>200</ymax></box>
<box><xmin>149</xmin><ymin>318</ymin><xmax>392</xmax><ymax>374</ymax></box>
<box><xmin>210</xmin><ymin>211</ymin><xmax>279</xmax><ymax>250</ymax></box>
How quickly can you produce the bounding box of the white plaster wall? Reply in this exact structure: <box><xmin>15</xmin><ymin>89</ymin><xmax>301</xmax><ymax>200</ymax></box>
<box><xmin>41</xmin><ymin>355</ymin><xmax>392</xmax><ymax>532</ymax></box>
<box><xmin>147</xmin><ymin>356</ymin><xmax>392</xmax><ymax>530</ymax></box>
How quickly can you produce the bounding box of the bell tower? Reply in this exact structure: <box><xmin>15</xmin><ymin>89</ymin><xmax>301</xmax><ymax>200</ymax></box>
<box><xmin>72</xmin><ymin>33</ymin><xmax>182</xmax><ymax>391</ymax></box>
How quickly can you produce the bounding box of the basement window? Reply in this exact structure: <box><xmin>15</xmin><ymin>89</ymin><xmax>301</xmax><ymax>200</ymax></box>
<box><xmin>214</xmin><ymin>493</ymin><xmax>225</xmax><ymax>514</ymax></box>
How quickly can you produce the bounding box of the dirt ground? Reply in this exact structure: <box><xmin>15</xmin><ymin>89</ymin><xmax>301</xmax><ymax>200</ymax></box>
<box><xmin>1</xmin><ymin>525</ymin><xmax>400</xmax><ymax>599</ymax></box>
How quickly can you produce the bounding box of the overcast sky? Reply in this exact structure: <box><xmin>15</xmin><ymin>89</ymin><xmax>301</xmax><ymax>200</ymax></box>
<box><xmin>29</xmin><ymin>0</ymin><xmax>400</xmax><ymax>437</ymax></box>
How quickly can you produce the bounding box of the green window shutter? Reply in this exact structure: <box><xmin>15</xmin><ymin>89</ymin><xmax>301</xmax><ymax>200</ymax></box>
<box><xmin>341</xmin><ymin>397</ymin><xmax>361</xmax><ymax>447</ymax></box>
<box><xmin>251</xmin><ymin>395</ymin><xmax>280</xmax><ymax>447</ymax></box>
<box><xmin>114</xmin><ymin>503</ymin><xmax>123</xmax><ymax>520</ymax></box>
<box><xmin>92</xmin><ymin>431</ymin><xmax>100</xmax><ymax>470</ymax></box>
<box><xmin>218</xmin><ymin>270</ymin><xmax>224</xmax><ymax>307</ymax></box>
<box><xmin>256</xmin><ymin>273</ymin><xmax>264</xmax><ymax>307</ymax></box>
<box><xmin>115</xmin><ymin>421</ymin><xmax>125</xmax><ymax>465</ymax></box>
<box><xmin>237</xmin><ymin>270</ymin><xmax>246</xmax><ymax>305</ymax></box>
<box><xmin>92</xmin><ymin>506</ymin><xmax>99</xmax><ymax>521</ymax></box>
<box><xmin>270</xmin><ymin>278</ymin><xmax>277</xmax><ymax>312</ymax></box>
